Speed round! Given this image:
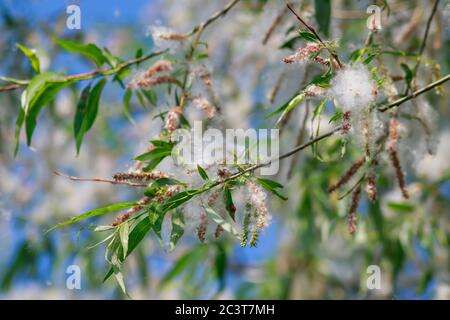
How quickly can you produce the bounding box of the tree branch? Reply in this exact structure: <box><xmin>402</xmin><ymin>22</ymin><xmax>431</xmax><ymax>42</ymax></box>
<box><xmin>53</xmin><ymin>171</ymin><xmax>148</xmax><ymax>187</ymax></box>
<box><xmin>285</xmin><ymin>1</ymin><xmax>343</xmax><ymax>69</ymax></box>
<box><xmin>378</xmin><ymin>73</ymin><xmax>450</xmax><ymax>112</ymax></box>
<box><xmin>0</xmin><ymin>50</ymin><xmax>167</xmax><ymax>92</ymax></box>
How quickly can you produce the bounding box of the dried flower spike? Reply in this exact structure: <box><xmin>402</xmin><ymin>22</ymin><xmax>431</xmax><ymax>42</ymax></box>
<box><xmin>328</xmin><ymin>156</ymin><xmax>365</xmax><ymax>193</ymax></box>
<box><xmin>283</xmin><ymin>42</ymin><xmax>323</xmax><ymax>64</ymax></box>
<box><xmin>387</xmin><ymin>118</ymin><xmax>409</xmax><ymax>199</ymax></box>
<box><xmin>143</xmin><ymin>60</ymin><xmax>173</xmax><ymax>78</ymax></box>
<box><xmin>113</xmin><ymin>170</ymin><xmax>168</xmax><ymax>182</ymax></box>
<box><xmin>164</xmin><ymin>106</ymin><xmax>183</xmax><ymax>134</ymax></box>
<box><xmin>347</xmin><ymin>185</ymin><xmax>362</xmax><ymax>234</ymax></box>
<box><xmin>112</xmin><ymin>196</ymin><xmax>151</xmax><ymax>226</ymax></box>
<box><xmin>192</xmin><ymin>96</ymin><xmax>216</xmax><ymax>119</ymax></box>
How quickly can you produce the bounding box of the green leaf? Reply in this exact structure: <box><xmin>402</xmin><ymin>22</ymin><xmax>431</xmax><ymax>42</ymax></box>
<box><xmin>275</xmin><ymin>93</ymin><xmax>305</xmax><ymax>126</ymax></box>
<box><xmin>298</xmin><ymin>31</ymin><xmax>320</xmax><ymax>43</ymax></box>
<box><xmin>169</xmin><ymin>209</ymin><xmax>185</xmax><ymax>251</ymax></box>
<box><xmin>134</xmin><ymin>146</ymin><xmax>173</xmax><ymax>162</ymax></box>
<box><xmin>47</xmin><ymin>202</ymin><xmax>138</xmax><ymax>232</ymax></box>
<box><xmin>205</xmin><ymin>207</ymin><xmax>240</xmax><ymax>238</ymax></box>
<box><xmin>387</xmin><ymin>202</ymin><xmax>416</xmax><ymax>213</ymax></box>
<box><xmin>13</xmin><ymin>105</ymin><xmax>25</xmax><ymax>157</ymax></box>
<box><xmin>74</xmin><ymin>78</ymin><xmax>107</xmax><ymax>154</ymax></box>
<box><xmin>119</xmin><ymin>222</ymin><xmax>130</xmax><ymax>259</ymax></box>
<box><xmin>160</xmin><ymin>190</ymin><xmax>199</xmax><ymax>213</ymax></box>
<box><xmin>16</xmin><ymin>43</ymin><xmax>40</xmax><ymax>73</ymax></box>
<box><xmin>197</xmin><ymin>165</ymin><xmax>209</xmax><ymax>180</ymax></box>
<box><xmin>401</xmin><ymin>63</ymin><xmax>413</xmax><ymax>89</ymax></box>
<box><xmin>159</xmin><ymin>246</ymin><xmax>206</xmax><ymax>288</ymax></box>
<box><xmin>102</xmin><ymin>47</ymin><xmax>121</xmax><ymax>68</ymax></box>
<box><xmin>22</xmin><ymin>72</ymin><xmax>73</xmax><ymax>145</ymax></box>
<box><xmin>53</xmin><ymin>37</ymin><xmax>105</xmax><ymax>67</ymax></box>
<box><xmin>122</xmin><ymin>89</ymin><xmax>135</xmax><ymax>125</ymax></box>
<box><xmin>315</xmin><ymin>0</ymin><xmax>331</xmax><ymax>37</ymax></box>
<box><xmin>223</xmin><ymin>186</ymin><xmax>236</xmax><ymax>221</ymax></box>
<box><xmin>103</xmin><ymin>216</ymin><xmax>153</xmax><ymax>282</ymax></box>
<box><xmin>141</xmin><ymin>89</ymin><xmax>157</xmax><ymax>106</ymax></box>
<box><xmin>214</xmin><ymin>243</ymin><xmax>227</xmax><ymax>292</ymax></box>
<box><xmin>256</xmin><ymin>178</ymin><xmax>288</xmax><ymax>201</ymax></box>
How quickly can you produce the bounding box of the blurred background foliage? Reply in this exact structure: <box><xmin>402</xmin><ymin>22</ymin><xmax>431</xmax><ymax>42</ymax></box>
<box><xmin>0</xmin><ymin>0</ymin><xmax>449</xmax><ymax>299</ymax></box>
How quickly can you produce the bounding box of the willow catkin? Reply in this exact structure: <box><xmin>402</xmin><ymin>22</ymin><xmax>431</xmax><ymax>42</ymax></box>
<box><xmin>192</xmin><ymin>96</ymin><xmax>215</xmax><ymax>119</ymax></box>
<box><xmin>197</xmin><ymin>211</ymin><xmax>207</xmax><ymax>243</ymax></box>
<box><xmin>164</xmin><ymin>107</ymin><xmax>182</xmax><ymax>134</ymax></box>
<box><xmin>113</xmin><ymin>170</ymin><xmax>168</xmax><ymax>182</ymax></box>
<box><xmin>143</xmin><ymin>60</ymin><xmax>172</xmax><ymax>78</ymax></box>
<box><xmin>387</xmin><ymin>118</ymin><xmax>409</xmax><ymax>199</ymax></box>
<box><xmin>283</xmin><ymin>42</ymin><xmax>323</xmax><ymax>64</ymax></box>
<box><xmin>341</xmin><ymin>111</ymin><xmax>352</xmax><ymax>135</ymax></box>
<box><xmin>328</xmin><ymin>156</ymin><xmax>365</xmax><ymax>193</ymax></box>
<box><xmin>365</xmin><ymin>171</ymin><xmax>377</xmax><ymax>201</ymax></box>
<box><xmin>111</xmin><ymin>196</ymin><xmax>151</xmax><ymax>226</ymax></box>
<box><xmin>347</xmin><ymin>184</ymin><xmax>362</xmax><ymax>234</ymax></box>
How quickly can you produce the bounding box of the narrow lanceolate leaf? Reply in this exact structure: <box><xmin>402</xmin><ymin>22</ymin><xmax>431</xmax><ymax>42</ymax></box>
<box><xmin>215</xmin><ymin>243</ymin><xmax>227</xmax><ymax>292</ymax></box>
<box><xmin>169</xmin><ymin>209</ymin><xmax>185</xmax><ymax>251</ymax></box>
<box><xmin>205</xmin><ymin>207</ymin><xmax>240</xmax><ymax>238</ymax></box>
<box><xmin>298</xmin><ymin>31</ymin><xmax>320</xmax><ymax>43</ymax></box>
<box><xmin>74</xmin><ymin>78</ymin><xmax>107</xmax><ymax>154</ymax></box>
<box><xmin>197</xmin><ymin>165</ymin><xmax>209</xmax><ymax>180</ymax></box>
<box><xmin>122</xmin><ymin>89</ymin><xmax>135</xmax><ymax>125</ymax></box>
<box><xmin>16</xmin><ymin>43</ymin><xmax>40</xmax><ymax>73</ymax></box>
<box><xmin>22</xmin><ymin>72</ymin><xmax>73</xmax><ymax>145</ymax></box>
<box><xmin>159</xmin><ymin>246</ymin><xmax>206</xmax><ymax>288</ymax></box>
<box><xmin>13</xmin><ymin>103</ymin><xmax>25</xmax><ymax>157</ymax></box>
<box><xmin>223</xmin><ymin>186</ymin><xmax>236</xmax><ymax>221</ymax></box>
<box><xmin>275</xmin><ymin>93</ymin><xmax>305</xmax><ymax>126</ymax></box>
<box><xmin>119</xmin><ymin>222</ymin><xmax>130</xmax><ymax>259</ymax></box>
<box><xmin>47</xmin><ymin>202</ymin><xmax>138</xmax><ymax>233</ymax></box>
<box><xmin>53</xmin><ymin>37</ymin><xmax>105</xmax><ymax>67</ymax></box>
<box><xmin>104</xmin><ymin>216</ymin><xmax>153</xmax><ymax>282</ymax></box>
<box><xmin>160</xmin><ymin>190</ymin><xmax>199</xmax><ymax>213</ymax></box>
<box><xmin>315</xmin><ymin>0</ymin><xmax>331</xmax><ymax>37</ymax></box>
<box><xmin>256</xmin><ymin>178</ymin><xmax>288</xmax><ymax>201</ymax></box>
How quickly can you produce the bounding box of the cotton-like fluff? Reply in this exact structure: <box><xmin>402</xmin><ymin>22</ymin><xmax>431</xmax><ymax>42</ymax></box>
<box><xmin>147</xmin><ymin>25</ymin><xmax>187</xmax><ymax>51</ymax></box>
<box><xmin>414</xmin><ymin>130</ymin><xmax>448</xmax><ymax>181</ymax></box>
<box><xmin>331</xmin><ymin>64</ymin><xmax>376</xmax><ymax>112</ymax></box>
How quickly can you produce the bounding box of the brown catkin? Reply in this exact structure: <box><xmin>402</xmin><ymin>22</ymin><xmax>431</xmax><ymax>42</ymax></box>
<box><xmin>329</xmin><ymin>156</ymin><xmax>365</xmax><ymax>193</ymax></box>
<box><xmin>304</xmin><ymin>84</ymin><xmax>328</xmax><ymax>97</ymax></box>
<box><xmin>365</xmin><ymin>171</ymin><xmax>377</xmax><ymax>201</ymax></box>
<box><xmin>192</xmin><ymin>96</ymin><xmax>215</xmax><ymax>119</ymax></box>
<box><xmin>347</xmin><ymin>185</ymin><xmax>362</xmax><ymax>234</ymax></box>
<box><xmin>283</xmin><ymin>43</ymin><xmax>323</xmax><ymax>64</ymax></box>
<box><xmin>387</xmin><ymin>118</ymin><xmax>409</xmax><ymax>199</ymax></box>
<box><xmin>197</xmin><ymin>212</ymin><xmax>207</xmax><ymax>242</ymax></box>
<box><xmin>214</xmin><ymin>225</ymin><xmax>224</xmax><ymax>239</ymax></box>
<box><xmin>158</xmin><ymin>32</ymin><xmax>188</xmax><ymax>41</ymax></box>
<box><xmin>111</xmin><ymin>197</ymin><xmax>151</xmax><ymax>226</ymax></box>
<box><xmin>341</xmin><ymin>111</ymin><xmax>351</xmax><ymax>135</ymax></box>
<box><xmin>113</xmin><ymin>171</ymin><xmax>168</xmax><ymax>182</ymax></box>
<box><xmin>131</xmin><ymin>75</ymin><xmax>177</xmax><ymax>89</ymax></box>
<box><xmin>164</xmin><ymin>107</ymin><xmax>182</xmax><ymax>134</ymax></box>
<box><xmin>143</xmin><ymin>60</ymin><xmax>172</xmax><ymax>78</ymax></box>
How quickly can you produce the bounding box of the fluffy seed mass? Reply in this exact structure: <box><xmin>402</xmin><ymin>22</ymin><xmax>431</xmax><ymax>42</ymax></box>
<box><xmin>331</xmin><ymin>64</ymin><xmax>376</xmax><ymax>112</ymax></box>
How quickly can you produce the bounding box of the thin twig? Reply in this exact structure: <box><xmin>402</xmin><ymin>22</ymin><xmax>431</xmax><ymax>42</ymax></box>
<box><xmin>412</xmin><ymin>0</ymin><xmax>440</xmax><ymax>91</ymax></box>
<box><xmin>285</xmin><ymin>1</ymin><xmax>343</xmax><ymax>68</ymax></box>
<box><xmin>378</xmin><ymin>73</ymin><xmax>450</xmax><ymax>112</ymax></box>
<box><xmin>263</xmin><ymin>7</ymin><xmax>289</xmax><ymax>45</ymax></box>
<box><xmin>53</xmin><ymin>171</ymin><xmax>148</xmax><ymax>187</ymax></box>
<box><xmin>187</xmin><ymin>0</ymin><xmax>241</xmax><ymax>37</ymax></box>
<box><xmin>418</xmin><ymin>0</ymin><xmax>440</xmax><ymax>56</ymax></box>
<box><xmin>0</xmin><ymin>50</ymin><xmax>167</xmax><ymax>92</ymax></box>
